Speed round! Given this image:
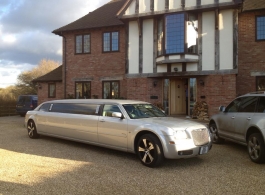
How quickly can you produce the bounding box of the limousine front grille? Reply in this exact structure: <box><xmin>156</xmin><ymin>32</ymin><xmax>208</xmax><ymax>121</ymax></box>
<box><xmin>191</xmin><ymin>128</ymin><xmax>209</xmax><ymax>146</ymax></box>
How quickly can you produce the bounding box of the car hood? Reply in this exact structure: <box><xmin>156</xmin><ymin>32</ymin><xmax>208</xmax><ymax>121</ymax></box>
<box><xmin>140</xmin><ymin>117</ymin><xmax>207</xmax><ymax>130</ymax></box>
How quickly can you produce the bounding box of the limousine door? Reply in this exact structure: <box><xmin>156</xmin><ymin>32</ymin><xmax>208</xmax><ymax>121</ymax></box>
<box><xmin>97</xmin><ymin>104</ymin><xmax>128</xmax><ymax>150</ymax></box>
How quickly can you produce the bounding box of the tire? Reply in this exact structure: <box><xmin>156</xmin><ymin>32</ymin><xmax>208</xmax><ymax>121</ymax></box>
<box><xmin>27</xmin><ymin>120</ymin><xmax>39</xmax><ymax>139</ymax></box>
<box><xmin>137</xmin><ymin>134</ymin><xmax>164</xmax><ymax>167</ymax></box>
<box><xmin>247</xmin><ymin>133</ymin><xmax>265</xmax><ymax>164</ymax></box>
<box><xmin>209</xmin><ymin>122</ymin><xmax>225</xmax><ymax>144</ymax></box>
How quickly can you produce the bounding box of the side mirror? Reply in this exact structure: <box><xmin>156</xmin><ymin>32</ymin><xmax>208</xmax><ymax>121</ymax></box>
<box><xmin>112</xmin><ymin>112</ymin><xmax>124</xmax><ymax>119</ymax></box>
<box><xmin>219</xmin><ymin>106</ymin><xmax>226</xmax><ymax>112</ymax></box>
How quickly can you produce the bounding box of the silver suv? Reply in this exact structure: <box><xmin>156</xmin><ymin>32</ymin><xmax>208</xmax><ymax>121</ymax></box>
<box><xmin>209</xmin><ymin>92</ymin><xmax>265</xmax><ymax>163</ymax></box>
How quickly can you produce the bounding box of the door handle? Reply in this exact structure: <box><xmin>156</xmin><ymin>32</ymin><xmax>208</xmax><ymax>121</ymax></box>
<box><xmin>231</xmin><ymin>116</ymin><xmax>235</xmax><ymax>119</ymax></box>
<box><xmin>247</xmin><ymin>117</ymin><xmax>251</xmax><ymax>120</ymax></box>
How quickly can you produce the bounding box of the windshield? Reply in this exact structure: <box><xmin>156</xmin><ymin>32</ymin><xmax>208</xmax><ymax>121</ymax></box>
<box><xmin>123</xmin><ymin>104</ymin><xmax>166</xmax><ymax>119</ymax></box>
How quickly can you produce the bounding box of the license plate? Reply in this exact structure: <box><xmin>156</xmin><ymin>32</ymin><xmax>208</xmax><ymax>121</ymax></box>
<box><xmin>199</xmin><ymin>145</ymin><xmax>209</xmax><ymax>155</ymax></box>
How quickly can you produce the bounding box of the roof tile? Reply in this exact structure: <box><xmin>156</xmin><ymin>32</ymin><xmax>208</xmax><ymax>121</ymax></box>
<box><xmin>53</xmin><ymin>0</ymin><xmax>127</xmax><ymax>34</ymax></box>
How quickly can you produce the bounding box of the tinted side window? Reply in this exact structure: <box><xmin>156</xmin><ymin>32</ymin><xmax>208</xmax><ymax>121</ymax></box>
<box><xmin>239</xmin><ymin>97</ymin><xmax>258</xmax><ymax>113</ymax></box>
<box><xmin>256</xmin><ymin>97</ymin><xmax>265</xmax><ymax>113</ymax></box>
<box><xmin>50</xmin><ymin>103</ymin><xmax>99</xmax><ymax>115</ymax></box>
<box><xmin>102</xmin><ymin>105</ymin><xmax>121</xmax><ymax>117</ymax></box>
<box><xmin>226</xmin><ymin>98</ymin><xmax>241</xmax><ymax>112</ymax></box>
<box><xmin>39</xmin><ymin>103</ymin><xmax>51</xmax><ymax>112</ymax></box>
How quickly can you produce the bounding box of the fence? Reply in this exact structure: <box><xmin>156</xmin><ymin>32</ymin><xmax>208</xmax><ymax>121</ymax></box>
<box><xmin>0</xmin><ymin>106</ymin><xmax>17</xmax><ymax>117</ymax></box>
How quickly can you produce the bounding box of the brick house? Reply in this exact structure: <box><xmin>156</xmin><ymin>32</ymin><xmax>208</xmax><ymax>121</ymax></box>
<box><xmin>237</xmin><ymin>0</ymin><xmax>265</xmax><ymax>96</ymax></box>
<box><xmin>35</xmin><ymin>0</ymin><xmax>127</xmax><ymax>104</ymax></box>
<box><xmin>35</xmin><ymin>0</ymin><xmax>265</xmax><ymax>118</ymax></box>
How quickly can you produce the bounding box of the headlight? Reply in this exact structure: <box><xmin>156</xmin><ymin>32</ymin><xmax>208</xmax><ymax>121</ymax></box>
<box><xmin>175</xmin><ymin>130</ymin><xmax>188</xmax><ymax>140</ymax></box>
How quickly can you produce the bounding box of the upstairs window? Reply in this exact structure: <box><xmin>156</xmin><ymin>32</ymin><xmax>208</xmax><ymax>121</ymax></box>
<box><xmin>75</xmin><ymin>34</ymin><xmax>90</xmax><ymax>54</ymax></box>
<box><xmin>256</xmin><ymin>16</ymin><xmax>265</xmax><ymax>41</ymax></box>
<box><xmin>158</xmin><ymin>13</ymin><xmax>198</xmax><ymax>56</ymax></box>
<box><xmin>165</xmin><ymin>13</ymin><xmax>185</xmax><ymax>54</ymax></box>
<box><xmin>103</xmin><ymin>31</ymin><xmax>119</xmax><ymax>52</ymax></box>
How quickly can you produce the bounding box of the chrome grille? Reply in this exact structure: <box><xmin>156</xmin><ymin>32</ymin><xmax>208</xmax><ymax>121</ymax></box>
<box><xmin>191</xmin><ymin>128</ymin><xmax>209</xmax><ymax>146</ymax></box>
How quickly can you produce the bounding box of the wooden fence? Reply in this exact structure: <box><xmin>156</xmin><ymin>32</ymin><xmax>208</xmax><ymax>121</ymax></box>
<box><xmin>0</xmin><ymin>106</ymin><xmax>17</xmax><ymax>117</ymax></box>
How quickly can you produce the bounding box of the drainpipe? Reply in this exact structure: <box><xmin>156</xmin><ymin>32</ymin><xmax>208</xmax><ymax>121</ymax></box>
<box><xmin>61</xmin><ymin>33</ymin><xmax>67</xmax><ymax>99</ymax></box>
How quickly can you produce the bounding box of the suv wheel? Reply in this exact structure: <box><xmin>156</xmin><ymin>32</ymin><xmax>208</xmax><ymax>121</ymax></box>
<box><xmin>247</xmin><ymin>133</ymin><xmax>265</xmax><ymax>163</ymax></box>
<box><xmin>209</xmin><ymin>122</ymin><xmax>225</xmax><ymax>144</ymax></box>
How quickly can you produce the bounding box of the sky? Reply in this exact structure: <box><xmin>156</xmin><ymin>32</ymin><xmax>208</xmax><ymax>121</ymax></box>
<box><xmin>0</xmin><ymin>0</ymin><xmax>109</xmax><ymax>88</ymax></box>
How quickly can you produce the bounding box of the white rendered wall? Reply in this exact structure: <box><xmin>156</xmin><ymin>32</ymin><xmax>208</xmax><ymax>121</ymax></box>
<box><xmin>202</xmin><ymin>11</ymin><xmax>215</xmax><ymax>71</ymax></box>
<box><xmin>219</xmin><ymin>9</ymin><xmax>233</xmax><ymax>70</ymax></box>
<box><xmin>139</xmin><ymin>0</ymin><xmax>151</xmax><ymax>13</ymax></box>
<box><xmin>185</xmin><ymin>0</ymin><xmax>197</xmax><ymax>8</ymax></box>
<box><xmin>128</xmin><ymin>21</ymin><xmax>139</xmax><ymax>74</ymax></box>
<box><xmin>186</xmin><ymin>63</ymin><xmax>198</xmax><ymax>71</ymax></box>
<box><xmin>143</xmin><ymin>19</ymin><xmax>154</xmax><ymax>73</ymax></box>
<box><xmin>219</xmin><ymin>0</ymin><xmax>232</xmax><ymax>3</ymax></box>
<box><xmin>169</xmin><ymin>0</ymin><xmax>181</xmax><ymax>9</ymax></box>
<box><xmin>125</xmin><ymin>0</ymin><xmax>136</xmax><ymax>15</ymax></box>
<box><xmin>157</xmin><ymin>65</ymin><xmax>167</xmax><ymax>73</ymax></box>
<box><xmin>154</xmin><ymin>0</ymin><xmax>165</xmax><ymax>11</ymax></box>
<box><xmin>201</xmin><ymin>0</ymin><xmax>214</xmax><ymax>5</ymax></box>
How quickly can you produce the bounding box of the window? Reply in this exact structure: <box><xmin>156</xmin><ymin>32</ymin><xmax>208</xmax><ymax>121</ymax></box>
<box><xmin>256</xmin><ymin>97</ymin><xmax>265</xmax><ymax>113</ymax></box>
<box><xmin>48</xmin><ymin>83</ymin><xmax>56</xmax><ymax>98</ymax></box>
<box><xmin>157</xmin><ymin>18</ymin><xmax>164</xmax><ymax>56</ymax></box>
<box><xmin>50</xmin><ymin>103</ymin><xmax>99</xmax><ymax>115</ymax></box>
<box><xmin>39</xmin><ymin>103</ymin><xmax>51</xmax><ymax>112</ymax></box>
<box><xmin>256</xmin><ymin>16</ymin><xmax>265</xmax><ymax>41</ymax></box>
<box><xmin>226</xmin><ymin>98</ymin><xmax>241</xmax><ymax>112</ymax></box>
<box><xmin>102</xmin><ymin>104</ymin><xmax>121</xmax><ymax>117</ymax></box>
<box><xmin>256</xmin><ymin>76</ymin><xmax>265</xmax><ymax>91</ymax></box>
<box><xmin>158</xmin><ymin>13</ymin><xmax>198</xmax><ymax>56</ymax></box>
<box><xmin>103</xmin><ymin>32</ymin><xmax>119</xmax><ymax>52</ymax></box>
<box><xmin>103</xmin><ymin>81</ymin><xmax>119</xmax><ymax>99</ymax></box>
<box><xmin>75</xmin><ymin>82</ymin><xmax>91</xmax><ymax>99</ymax></box>
<box><xmin>239</xmin><ymin>97</ymin><xmax>258</xmax><ymax>113</ymax></box>
<box><xmin>165</xmin><ymin>13</ymin><xmax>185</xmax><ymax>54</ymax></box>
<box><xmin>75</xmin><ymin>34</ymin><xmax>90</xmax><ymax>54</ymax></box>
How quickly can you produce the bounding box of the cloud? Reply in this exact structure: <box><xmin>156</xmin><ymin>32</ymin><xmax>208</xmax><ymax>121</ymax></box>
<box><xmin>0</xmin><ymin>0</ymin><xmax>110</xmax><ymax>88</ymax></box>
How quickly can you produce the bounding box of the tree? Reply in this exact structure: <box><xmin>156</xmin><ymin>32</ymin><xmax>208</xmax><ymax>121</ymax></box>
<box><xmin>13</xmin><ymin>59</ymin><xmax>60</xmax><ymax>97</ymax></box>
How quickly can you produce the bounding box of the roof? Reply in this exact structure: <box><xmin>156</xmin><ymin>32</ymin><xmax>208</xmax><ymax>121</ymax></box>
<box><xmin>243</xmin><ymin>0</ymin><xmax>265</xmax><ymax>11</ymax></box>
<box><xmin>53</xmin><ymin>0</ymin><xmax>127</xmax><ymax>35</ymax></box>
<box><xmin>43</xmin><ymin>99</ymin><xmax>149</xmax><ymax>105</ymax></box>
<box><xmin>33</xmin><ymin>66</ymin><xmax>62</xmax><ymax>83</ymax></box>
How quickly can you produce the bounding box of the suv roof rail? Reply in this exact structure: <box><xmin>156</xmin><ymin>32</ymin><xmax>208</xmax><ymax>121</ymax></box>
<box><xmin>247</xmin><ymin>91</ymin><xmax>265</xmax><ymax>94</ymax></box>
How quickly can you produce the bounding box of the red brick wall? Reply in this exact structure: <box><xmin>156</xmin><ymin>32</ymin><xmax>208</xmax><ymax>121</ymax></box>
<box><xmin>37</xmin><ymin>82</ymin><xmax>63</xmax><ymax>105</ymax></box>
<box><xmin>197</xmin><ymin>75</ymin><xmax>237</xmax><ymax>117</ymax></box>
<box><xmin>63</xmin><ymin>26</ymin><xmax>126</xmax><ymax>99</ymax></box>
<box><xmin>126</xmin><ymin>77</ymin><xmax>163</xmax><ymax>104</ymax></box>
<box><xmin>237</xmin><ymin>10</ymin><xmax>265</xmax><ymax>96</ymax></box>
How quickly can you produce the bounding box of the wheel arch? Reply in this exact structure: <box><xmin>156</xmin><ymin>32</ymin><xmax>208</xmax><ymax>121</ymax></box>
<box><xmin>246</xmin><ymin>126</ymin><xmax>264</xmax><ymax>142</ymax></box>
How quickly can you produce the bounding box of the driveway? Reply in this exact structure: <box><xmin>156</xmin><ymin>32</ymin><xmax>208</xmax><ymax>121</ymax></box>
<box><xmin>0</xmin><ymin>116</ymin><xmax>265</xmax><ymax>195</ymax></box>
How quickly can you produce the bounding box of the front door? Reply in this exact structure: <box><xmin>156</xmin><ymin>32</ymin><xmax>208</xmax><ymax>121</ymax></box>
<box><xmin>170</xmin><ymin>79</ymin><xmax>186</xmax><ymax>115</ymax></box>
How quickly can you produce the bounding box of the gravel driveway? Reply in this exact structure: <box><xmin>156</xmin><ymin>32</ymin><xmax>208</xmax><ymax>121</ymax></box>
<box><xmin>0</xmin><ymin>116</ymin><xmax>265</xmax><ymax>195</ymax></box>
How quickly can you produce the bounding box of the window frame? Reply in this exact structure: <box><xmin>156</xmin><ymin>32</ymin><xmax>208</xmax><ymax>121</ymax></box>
<box><xmin>256</xmin><ymin>76</ymin><xmax>265</xmax><ymax>91</ymax></box>
<box><xmin>102</xmin><ymin>81</ymin><xmax>120</xmax><ymax>99</ymax></box>
<box><xmin>75</xmin><ymin>81</ymin><xmax>91</xmax><ymax>99</ymax></box>
<box><xmin>102</xmin><ymin>31</ymin><xmax>120</xmax><ymax>53</ymax></box>
<box><xmin>256</xmin><ymin>15</ymin><xmax>265</xmax><ymax>41</ymax></box>
<box><xmin>75</xmin><ymin>34</ymin><xmax>91</xmax><ymax>54</ymax></box>
<box><xmin>48</xmin><ymin>83</ymin><xmax>56</xmax><ymax>98</ymax></box>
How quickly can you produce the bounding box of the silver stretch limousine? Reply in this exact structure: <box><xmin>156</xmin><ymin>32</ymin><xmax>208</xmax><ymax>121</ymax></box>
<box><xmin>25</xmin><ymin>99</ymin><xmax>212</xmax><ymax>167</ymax></box>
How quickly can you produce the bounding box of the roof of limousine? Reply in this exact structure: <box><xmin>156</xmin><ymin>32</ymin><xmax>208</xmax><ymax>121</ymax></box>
<box><xmin>43</xmin><ymin>99</ymin><xmax>149</xmax><ymax>105</ymax></box>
